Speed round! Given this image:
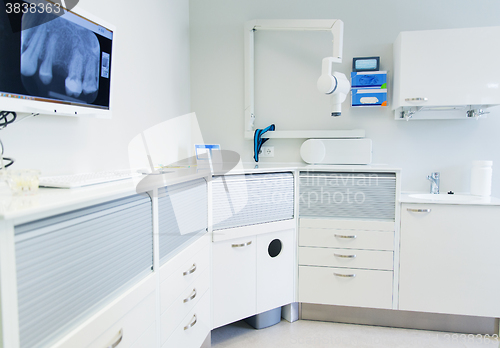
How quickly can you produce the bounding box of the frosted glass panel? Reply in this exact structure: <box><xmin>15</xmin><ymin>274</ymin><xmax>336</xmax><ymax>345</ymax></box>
<box><xmin>15</xmin><ymin>194</ymin><xmax>153</xmax><ymax>348</ymax></box>
<box><xmin>213</xmin><ymin>173</ymin><xmax>294</xmax><ymax>230</ymax></box>
<box><xmin>299</xmin><ymin>172</ymin><xmax>396</xmax><ymax>220</ymax></box>
<box><xmin>158</xmin><ymin>178</ymin><xmax>208</xmax><ymax>263</ymax></box>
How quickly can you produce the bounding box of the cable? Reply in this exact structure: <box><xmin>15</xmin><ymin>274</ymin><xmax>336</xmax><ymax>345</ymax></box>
<box><xmin>0</xmin><ymin>157</ymin><xmax>13</xmax><ymax>168</ymax></box>
<box><xmin>0</xmin><ymin>111</ymin><xmax>17</xmax><ymax>129</ymax></box>
<box><xmin>16</xmin><ymin>112</ymin><xmax>39</xmax><ymax>124</ymax></box>
<box><xmin>0</xmin><ymin>113</ymin><xmax>18</xmax><ymax>169</ymax></box>
<box><xmin>0</xmin><ymin>111</ymin><xmax>37</xmax><ymax>169</ymax></box>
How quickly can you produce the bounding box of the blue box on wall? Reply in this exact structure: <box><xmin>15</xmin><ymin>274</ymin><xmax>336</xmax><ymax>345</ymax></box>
<box><xmin>351</xmin><ymin>87</ymin><xmax>387</xmax><ymax>107</ymax></box>
<box><xmin>351</xmin><ymin>71</ymin><xmax>387</xmax><ymax>88</ymax></box>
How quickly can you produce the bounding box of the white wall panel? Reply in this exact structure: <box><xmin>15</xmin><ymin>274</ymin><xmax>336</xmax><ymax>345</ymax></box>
<box><xmin>190</xmin><ymin>0</ymin><xmax>500</xmax><ymax>197</ymax></box>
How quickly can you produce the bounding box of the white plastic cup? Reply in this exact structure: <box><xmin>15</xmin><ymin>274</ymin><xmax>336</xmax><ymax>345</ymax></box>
<box><xmin>470</xmin><ymin>160</ymin><xmax>493</xmax><ymax>196</ymax></box>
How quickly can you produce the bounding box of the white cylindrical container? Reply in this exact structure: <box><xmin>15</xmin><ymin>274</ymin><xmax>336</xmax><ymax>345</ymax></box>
<box><xmin>470</xmin><ymin>160</ymin><xmax>493</xmax><ymax>196</ymax></box>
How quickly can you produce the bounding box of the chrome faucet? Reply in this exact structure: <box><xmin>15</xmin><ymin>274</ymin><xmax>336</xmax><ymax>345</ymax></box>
<box><xmin>427</xmin><ymin>172</ymin><xmax>440</xmax><ymax>194</ymax></box>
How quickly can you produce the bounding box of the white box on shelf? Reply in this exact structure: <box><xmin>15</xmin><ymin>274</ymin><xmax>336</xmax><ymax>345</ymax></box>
<box><xmin>300</xmin><ymin>139</ymin><xmax>372</xmax><ymax>164</ymax></box>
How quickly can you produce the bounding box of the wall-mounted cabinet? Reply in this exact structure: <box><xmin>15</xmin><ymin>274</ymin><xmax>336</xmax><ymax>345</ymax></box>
<box><xmin>393</xmin><ymin>26</ymin><xmax>500</xmax><ymax>120</ymax></box>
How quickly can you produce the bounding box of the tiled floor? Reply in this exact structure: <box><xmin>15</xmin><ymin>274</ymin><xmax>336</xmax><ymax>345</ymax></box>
<box><xmin>211</xmin><ymin>319</ymin><xmax>500</xmax><ymax>348</ymax></box>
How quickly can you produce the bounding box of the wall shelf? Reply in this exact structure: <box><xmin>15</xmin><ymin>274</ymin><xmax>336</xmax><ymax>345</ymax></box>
<box><xmin>244</xmin><ymin>129</ymin><xmax>365</xmax><ymax>139</ymax></box>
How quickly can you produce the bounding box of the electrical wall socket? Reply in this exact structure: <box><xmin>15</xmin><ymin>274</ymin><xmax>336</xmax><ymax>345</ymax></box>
<box><xmin>259</xmin><ymin>146</ymin><xmax>274</xmax><ymax>157</ymax></box>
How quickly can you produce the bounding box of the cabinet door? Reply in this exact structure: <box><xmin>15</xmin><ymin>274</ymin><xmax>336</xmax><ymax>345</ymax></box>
<box><xmin>256</xmin><ymin>229</ymin><xmax>295</xmax><ymax>313</ymax></box>
<box><xmin>212</xmin><ymin>236</ymin><xmax>257</xmax><ymax>329</ymax></box>
<box><xmin>399</xmin><ymin>204</ymin><xmax>500</xmax><ymax>317</ymax></box>
<box><xmin>394</xmin><ymin>27</ymin><xmax>500</xmax><ymax>109</ymax></box>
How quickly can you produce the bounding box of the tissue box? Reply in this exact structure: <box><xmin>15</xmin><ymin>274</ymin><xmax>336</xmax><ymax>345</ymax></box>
<box><xmin>351</xmin><ymin>87</ymin><xmax>387</xmax><ymax>107</ymax></box>
<box><xmin>351</xmin><ymin>71</ymin><xmax>387</xmax><ymax>88</ymax></box>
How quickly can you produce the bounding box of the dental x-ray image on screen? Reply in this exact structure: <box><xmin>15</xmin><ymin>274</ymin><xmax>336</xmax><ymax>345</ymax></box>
<box><xmin>21</xmin><ymin>12</ymin><xmax>100</xmax><ymax>104</ymax></box>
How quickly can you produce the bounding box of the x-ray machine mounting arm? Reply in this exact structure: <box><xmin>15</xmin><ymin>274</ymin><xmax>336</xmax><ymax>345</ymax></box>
<box><xmin>244</xmin><ymin>19</ymin><xmax>349</xmax><ymax>138</ymax></box>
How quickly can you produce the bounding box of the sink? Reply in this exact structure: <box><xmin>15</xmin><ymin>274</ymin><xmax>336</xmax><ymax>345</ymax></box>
<box><xmin>408</xmin><ymin>193</ymin><xmax>483</xmax><ymax>203</ymax></box>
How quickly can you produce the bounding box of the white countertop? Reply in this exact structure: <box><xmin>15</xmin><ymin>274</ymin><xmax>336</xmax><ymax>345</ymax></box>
<box><xmin>400</xmin><ymin>192</ymin><xmax>500</xmax><ymax>206</ymax></box>
<box><xmin>224</xmin><ymin>162</ymin><xmax>402</xmax><ymax>174</ymax></box>
<box><xmin>0</xmin><ymin>167</ymin><xmax>211</xmax><ymax>224</ymax></box>
<box><xmin>6</xmin><ymin>162</ymin><xmax>497</xmax><ymax>223</ymax></box>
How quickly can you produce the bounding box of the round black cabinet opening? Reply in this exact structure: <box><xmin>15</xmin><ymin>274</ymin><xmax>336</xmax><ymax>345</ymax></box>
<box><xmin>268</xmin><ymin>239</ymin><xmax>282</xmax><ymax>258</ymax></box>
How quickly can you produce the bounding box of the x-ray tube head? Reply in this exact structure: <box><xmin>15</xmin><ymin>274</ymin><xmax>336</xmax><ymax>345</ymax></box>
<box><xmin>317</xmin><ymin>57</ymin><xmax>351</xmax><ymax>116</ymax></box>
<box><xmin>329</xmin><ymin>72</ymin><xmax>350</xmax><ymax>116</ymax></box>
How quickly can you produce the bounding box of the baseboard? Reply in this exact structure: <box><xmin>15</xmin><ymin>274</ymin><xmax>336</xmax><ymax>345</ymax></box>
<box><xmin>300</xmin><ymin>303</ymin><xmax>498</xmax><ymax>335</ymax></box>
<box><xmin>282</xmin><ymin>303</ymin><xmax>299</xmax><ymax>323</ymax></box>
<box><xmin>201</xmin><ymin>331</ymin><xmax>211</xmax><ymax>348</ymax></box>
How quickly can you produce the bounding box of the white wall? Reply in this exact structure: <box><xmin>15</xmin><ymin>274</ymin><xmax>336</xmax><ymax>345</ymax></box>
<box><xmin>1</xmin><ymin>0</ymin><xmax>191</xmax><ymax>175</ymax></box>
<box><xmin>190</xmin><ymin>0</ymin><xmax>500</xmax><ymax>196</ymax></box>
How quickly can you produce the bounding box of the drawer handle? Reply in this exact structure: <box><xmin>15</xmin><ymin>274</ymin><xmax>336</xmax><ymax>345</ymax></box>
<box><xmin>334</xmin><ymin>273</ymin><xmax>356</xmax><ymax>278</ymax></box>
<box><xmin>232</xmin><ymin>241</ymin><xmax>252</xmax><ymax>248</ymax></box>
<box><xmin>183</xmin><ymin>264</ymin><xmax>197</xmax><ymax>276</ymax></box>
<box><xmin>407</xmin><ymin>208</ymin><xmax>431</xmax><ymax>213</ymax></box>
<box><xmin>105</xmin><ymin>329</ymin><xmax>123</xmax><ymax>348</ymax></box>
<box><xmin>405</xmin><ymin>97</ymin><xmax>428</xmax><ymax>102</ymax></box>
<box><xmin>334</xmin><ymin>253</ymin><xmax>356</xmax><ymax>259</ymax></box>
<box><xmin>183</xmin><ymin>288</ymin><xmax>197</xmax><ymax>303</ymax></box>
<box><xmin>334</xmin><ymin>234</ymin><xmax>357</xmax><ymax>239</ymax></box>
<box><xmin>184</xmin><ymin>314</ymin><xmax>197</xmax><ymax>330</ymax></box>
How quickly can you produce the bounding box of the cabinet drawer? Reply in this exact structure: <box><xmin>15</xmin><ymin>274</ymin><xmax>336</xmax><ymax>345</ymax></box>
<box><xmin>299</xmin><ymin>266</ymin><xmax>393</xmax><ymax>309</ymax></box>
<box><xmin>160</xmin><ymin>234</ymin><xmax>209</xmax><ymax>283</ymax></box>
<box><xmin>53</xmin><ymin>275</ymin><xmax>156</xmax><ymax>348</ymax></box>
<box><xmin>161</xmin><ymin>269</ymin><xmax>210</xmax><ymax>344</ymax></box>
<box><xmin>160</xmin><ymin>243</ymin><xmax>210</xmax><ymax>313</ymax></box>
<box><xmin>131</xmin><ymin>322</ymin><xmax>156</xmax><ymax>348</ymax></box>
<box><xmin>89</xmin><ymin>291</ymin><xmax>156</xmax><ymax>348</ymax></box>
<box><xmin>300</xmin><ymin>218</ymin><xmax>395</xmax><ymax>231</ymax></box>
<box><xmin>162</xmin><ymin>290</ymin><xmax>211</xmax><ymax>348</ymax></box>
<box><xmin>299</xmin><ymin>228</ymin><xmax>394</xmax><ymax>250</ymax></box>
<box><xmin>299</xmin><ymin>247</ymin><xmax>393</xmax><ymax>271</ymax></box>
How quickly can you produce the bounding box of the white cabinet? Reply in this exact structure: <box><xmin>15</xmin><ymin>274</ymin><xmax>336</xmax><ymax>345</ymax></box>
<box><xmin>212</xmin><ymin>228</ymin><xmax>295</xmax><ymax>329</ymax></box>
<box><xmin>298</xmin><ymin>219</ymin><xmax>395</xmax><ymax>309</ymax></box>
<box><xmin>297</xmin><ymin>170</ymin><xmax>398</xmax><ymax>310</ymax></box>
<box><xmin>211</xmin><ymin>171</ymin><xmax>296</xmax><ymax>329</ymax></box>
<box><xmin>0</xmin><ymin>176</ymin><xmax>211</xmax><ymax>348</ymax></box>
<box><xmin>399</xmin><ymin>203</ymin><xmax>500</xmax><ymax>317</ymax></box>
<box><xmin>53</xmin><ymin>275</ymin><xmax>157</xmax><ymax>348</ymax></box>
<box><xmin>212</xmin><ymin>235</ymin><xmax>257</xmax><ymax>329</ymax></box>
<box><xmin>159</xmin><ymin>235</ymin><xmax>210</xmax><ymax>347</ymax></box>
<box><xmin>12</xmin><ymin>194</ymin><xmax>154</xmax><ymax>348</ymax></box>
<box><xmin>393</xmin><ymin>26</ymin><xmax>500</xmax><ymax>119</ymax></box>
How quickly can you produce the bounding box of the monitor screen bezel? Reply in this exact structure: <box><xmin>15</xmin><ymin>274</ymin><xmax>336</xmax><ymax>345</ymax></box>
<box><xmin>0</xmin><ymin>5</ymin><xmax>116</xmax><ymax>119</ymax></box>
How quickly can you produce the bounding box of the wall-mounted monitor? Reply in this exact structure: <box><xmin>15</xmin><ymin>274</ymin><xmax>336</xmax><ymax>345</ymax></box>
<box><xmin>0</xmin><ymin>2</ymin><xmax>115</xmax><ymax>118</ymax></box>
